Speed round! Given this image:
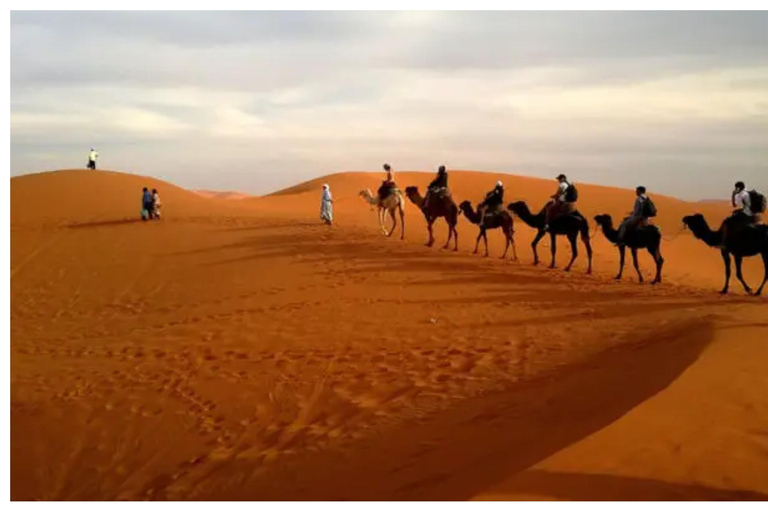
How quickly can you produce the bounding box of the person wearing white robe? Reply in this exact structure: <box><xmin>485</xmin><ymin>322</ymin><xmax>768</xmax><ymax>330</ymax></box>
<box><xmin>320</xmin><ymin>184</ymin><xmax>333</xmax><ymax>224</ymax></box>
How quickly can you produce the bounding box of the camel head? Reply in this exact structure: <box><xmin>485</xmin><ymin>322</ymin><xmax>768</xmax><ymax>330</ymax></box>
<box><xmin>458</xmin><ymin>200</ymin><xmax>473</xmax><ymax>215</ymax></box>
<box><xmin>594</xmin><ymin>214</ymin><xmax>613</xmax><ymax>227</ymax></box>
<box><xmin>682</xmin><ymin>214</ymin><xmax>708</xmax><ymax>237</ymax></box>
<box><xmin>507</xmin><ymin>201</ymin><xmax>527</xmax><ymax>214</ymax></box>
<box><xmin>404</xmin><ymin>186</ymin><xmax>419</xmax><ymax>196</ymax></box>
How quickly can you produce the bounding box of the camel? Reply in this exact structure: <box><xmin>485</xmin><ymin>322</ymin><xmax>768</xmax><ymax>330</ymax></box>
<box><xmin>359</xmin><ymin>188</ymin><xmax>405</xmax><ymax>239</ymax></box>
<box><xmin>507</xmin><ymin>201</ymin><xmax>593</xmax><ymax>273</ymax></box>
<box><xmin>404</xmin><ymin>186</ymin><xmax>458</xmax><ymax>250</ymax></box>
<box><xmin>458</xmin><ymin>200</ymin><xmax>517</xmax><ymax>260</ymax></box>
<box><xmin>682</xmin><ymin>213</ymin><xmax>768</xmax><ymax>295</ymax></box>
<box><xmin>594</xmin><ymin>214</ymin><xmax>664</xmax><ymax>284</ymax></box>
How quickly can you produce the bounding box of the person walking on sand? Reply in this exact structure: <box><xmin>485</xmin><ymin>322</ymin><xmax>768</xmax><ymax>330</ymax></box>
<box><xmin>151</xmin><ymin>188</ymin><xmax>161</xmax><ymax>220</ymax></box>
<box><xmin>141</xmin><ymin>187</ymin><xmax>153</xmax><ymax>221</ymax></box>
<box><xmin>320</xmin><ymin>184</ymin><xmax>333</xmax><ymax>225</ymax></box>
<box><xmin>87</xmin><ymin>148</ymin><xmax>99</xmax><ymax>170</ymax></box>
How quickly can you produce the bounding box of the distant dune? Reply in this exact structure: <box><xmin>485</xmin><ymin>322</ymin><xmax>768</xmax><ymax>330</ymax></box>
<box><xmin>11</xmin><ymin>168</ymin><xmax>767</xmax><ymax>500</ymax></box>
<box><xmin>193</xmin><ymin>190</ymin><xmax>252</xmax><ymax>201</ymax></box>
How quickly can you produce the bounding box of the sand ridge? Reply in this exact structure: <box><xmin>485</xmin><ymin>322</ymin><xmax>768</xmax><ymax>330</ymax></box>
<box><xmin>10</xmin><ymin>169</ymin><xmax>767</xmax><ymax>500</ymax></box>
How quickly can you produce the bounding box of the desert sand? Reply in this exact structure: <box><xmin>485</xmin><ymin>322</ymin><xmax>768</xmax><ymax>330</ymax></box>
<box><xmin>10</xmin><ymin>169</ymin><xmax>768</xmax><ymax>500</ymax></box>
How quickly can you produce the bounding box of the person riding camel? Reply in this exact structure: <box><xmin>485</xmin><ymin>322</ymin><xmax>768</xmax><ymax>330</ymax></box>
<box><xmin>478</xmin><ymin>181</ymin><xmax>505</xmax><ymax>228</ymax></box>
<box><xmin>731</xmin><ymin>181</ymin><xmax>753</xmax><ymax>221</ymax></box>
<box><xmin>423</xmin><ymin>165</ymin><xmax>448</xmax><ymax>210</ymax></box>
<box><xmin>617</xmin><ymin>186</ymin><xmax>656</xmax><ymax>243</ymax></box>
<box><xmin>377</xmin><ymin>163</ymin><xmax>396</xmax><ymax>201</ymax></box>
<box><xmin>544</xmin><ymin>174</ymin><xmax>577</xmax><ymax>231</ymax></box>
<box><xmin>721</xmin><ymin>181</ymin><xmax>761</xmax><ymax>244</ymax></box>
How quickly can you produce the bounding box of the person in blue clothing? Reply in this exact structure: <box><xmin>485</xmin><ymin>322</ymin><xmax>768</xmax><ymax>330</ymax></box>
<box><xmin>141</xmin><ymin>187</ymin><xmax>153</xmax><ymax>220</ymax></box>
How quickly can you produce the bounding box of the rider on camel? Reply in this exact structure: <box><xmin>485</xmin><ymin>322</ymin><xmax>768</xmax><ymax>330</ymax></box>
<box><xmin>618</xmin><ymin>186</ymin><xmax>652</xmax><ymax>243</ymax></box>
<box><xmin>423</xmin><ymin>165</ymin><xmax>448</xmax><ymax>210</ymax></box>
<box><xmin>544</xmin><ymin>174</ymin><xmax>576</xmax><ymax>232</ymax></box>
<box><xmin>478</xmin><ymin>181</ymin><xmax>505</xmax><ymax>228</ymax></box>
<box><xmin>377</xmin><ymin>163</ymin><xmax>396</xmax><ymax>201</ymax></box>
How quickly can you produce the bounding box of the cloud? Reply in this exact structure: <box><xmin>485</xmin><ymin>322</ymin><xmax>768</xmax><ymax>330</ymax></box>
<box><xmin>10</xmin><ymin>11</ymin><xmax>768</xmax><ymax>199</ymax></box>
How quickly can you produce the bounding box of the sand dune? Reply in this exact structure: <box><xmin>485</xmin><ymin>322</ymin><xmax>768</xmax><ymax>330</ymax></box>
<box><xmin>11</xmin><ymin>169</ymin><xmax>767</xmax><ymax>500</ymax></box>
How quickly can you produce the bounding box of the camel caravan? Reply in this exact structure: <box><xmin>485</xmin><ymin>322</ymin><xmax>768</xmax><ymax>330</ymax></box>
<box><xmin>350</xmin><ymin>164</ymin><xmax>767</xmax><ymax>296</ymax></box>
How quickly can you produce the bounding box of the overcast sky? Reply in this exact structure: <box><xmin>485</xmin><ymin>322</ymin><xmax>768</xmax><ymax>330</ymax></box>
<box><xmin>10</xmin><ymin>11</ymin><xmax>768</xmax><ymax>199</ymax></box>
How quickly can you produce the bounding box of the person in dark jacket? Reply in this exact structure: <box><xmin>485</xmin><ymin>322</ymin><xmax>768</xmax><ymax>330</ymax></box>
<box><xmin>423</xmin><ymin>165</ymin><xmax>448</xmax><ymax>209</ymax></box>
<box><xmin>617</xmin><ymin>186</ymin><xmax>650</xmax><ymax>243</ymax></box>
<box><xmin>478</xmin><ymin>181</ymin><xmax>505</xmax><ymax>228</ymax></box>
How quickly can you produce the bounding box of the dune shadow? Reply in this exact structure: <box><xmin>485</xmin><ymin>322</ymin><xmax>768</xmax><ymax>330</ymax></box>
<box><xmin>481</xmin><ymin>469</ymin><xmax>768</xmax><ymax>501</ymax></box>
<box><xmin>194</xmin><ymin>317</ymin><xmax>715</xmax><ymax>500</ymax></box>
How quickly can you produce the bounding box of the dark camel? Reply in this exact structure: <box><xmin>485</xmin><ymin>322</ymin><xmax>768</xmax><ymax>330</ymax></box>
<box><xmin>405</xmin><ymin>186</ymin><xmax>459</xmax><ymax>250</ymax></box>
<box><xmin>507</xmin><ymin>201</ymin><xmax>592</xmax><ymax>273</ymax></box>
<box><xmin>594</xmin><ymin>214</ymin><xmax>664</xmax><ymax>284</ymax></box>
<box><xmin>458</xmin><ymin>200</ymin><xmax>518</xmax><ymax>260</ymax></box>
<box><xmin>682</xmin><ymin>213</ymin><xmax>768</xmax><ymax>295</ymax></box>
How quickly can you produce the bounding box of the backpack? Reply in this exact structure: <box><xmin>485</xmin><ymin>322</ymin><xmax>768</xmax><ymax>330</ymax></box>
<box><xmin>748</xmin><ymin>190</ymin><xmax>766</xmax><ymax>214</ymax></box>
<box><xmin>564</xmin><ymin>182</ymin><xmax>578</xmax><ymax>202</ymax></box>
<box><xmin>642</xmin><ymin>197</ymin><xmax>657</xmax><ymax>218</ymax></box>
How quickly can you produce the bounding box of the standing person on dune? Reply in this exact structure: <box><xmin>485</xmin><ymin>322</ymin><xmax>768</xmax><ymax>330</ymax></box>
<box><xmin>320</xmin><ymin>184</ymin><xmax>333</xmax><ymax>225</ymax></box>
<box><xmin>87</xmin><ymin>148</ymin><xmax>99</xmax><ymax>170</ymax></box>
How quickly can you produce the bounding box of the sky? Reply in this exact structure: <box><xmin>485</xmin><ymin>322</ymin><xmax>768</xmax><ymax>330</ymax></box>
<box><xmin>10</xmin><ymin>11</ymin><xmax>768</xmax><ymax>199</ymax></box>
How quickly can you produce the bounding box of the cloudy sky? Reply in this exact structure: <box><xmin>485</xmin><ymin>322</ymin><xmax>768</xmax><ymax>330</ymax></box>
<box><xmin>10</xmin><ymin>11</ymin><xmax>768</xmax><ymax>199</ymax></box>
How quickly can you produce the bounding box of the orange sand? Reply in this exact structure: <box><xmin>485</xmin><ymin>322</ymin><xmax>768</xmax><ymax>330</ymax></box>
<box><xmin>11</xmin><ymin>169</ymin><xmax>767</xmax><ymax>500</ymax></box>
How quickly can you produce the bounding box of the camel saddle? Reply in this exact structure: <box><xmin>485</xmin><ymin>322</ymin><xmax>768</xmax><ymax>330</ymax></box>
<box><xmin>378</xmin><ymin>181</ymin><xmax>399</xmax><ymax>200</ymax></box>
<box><xmin>427</xmin><ymin>186</ymin><xmax>451</xmax><ymax>199</ymax></box>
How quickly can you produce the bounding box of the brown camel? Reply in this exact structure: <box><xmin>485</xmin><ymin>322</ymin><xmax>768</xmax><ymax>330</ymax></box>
<box><xmin>404</xmin><ymin>186</ymin><xmax>458</xmax><ymax>250</ymax></box>
<box><xmin>507</xmin><ymin>201</ymin><xmax>593</xmax><ymax>273</ymax></box>
<box><xmin>458</xmin><ymin>200</ymin><xmax>517</xmax><ymax>260</ymax></box>
<box><xmin>594</xmin><ymin>214</ymin><xmax>664</xmax><ymax>284</ymax></box>
<box><xmin>359</xmin><ymin>188</ymin><xmax>405</xmax><ymax>239</ymax></box>
<box><xmin>682</xmin><ymin>213</ymin><xmax>768</xmax><ymax>295</ymax></box>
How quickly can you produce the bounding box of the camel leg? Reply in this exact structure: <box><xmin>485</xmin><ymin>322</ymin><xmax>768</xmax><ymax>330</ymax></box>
<box><xmin>582</xmin><ymin>232</ymin><xmax>593</xmax><ymax>275</ymax></box>
<box><xmin>510</xmin><ymin>233</ymin><xmax>518</xmax><ymax>262</ymax></box>
<box><xmin>427</xmin><ymin>218</ymin><xmax>435</xmax><ymax>247</ymax></box>
<box><xmin>733</xmin><ymin>255</ymin><xmax>752</xmax><ymax>294</ymax></box>
<box><xmin>379</xmin><ymin>208</ymin><xmax>387</xmax><ymax>235</ymax></box>
<box><xmin>483</xmin><ymin>229</ymin><xmax>489</xmax><ymax>257</ymax></box>
<box><xmin>549</xmin><ymin>233</ymin><xmax>557</xmax><ymax>269</ymax></box>
<box><xmin>720</xmin><ymin>249</ymin><xmax>731</xmax><ymax>294</ymax></box>
<box><xmin>564</xmin><ymin>233</ymin><xmax>578</xmax><ymax>272</ymax></box>
<box><xmin>399</xmin><ymin>204</ymin><xmax>405</xmax><ymax>240</ymax></box>
<box><xmin>754</xmin><ymin>252</ymin><xmax>768</xmax><ymax>296</ymax></box>
<box><xmin>649</xmin><ymin>246</ymin><xmax>664</xmax><ymax>284</ymax></box>
<box><xmin>616</xmin><ymin>245</ymin><xmax>626</xmax><ymax>280</ymax></box>
<box><xmin>443</xmin><ymin>219</ymin><xmax>452</xmax><ymax>250</ymax></box>
<box><xmin>501</xmin><ymin>228</ymin><xmax>510</xmax><ymax>259</ymax></box>
<box><xmin>453</xmin><ymin>223</ymin><xmax>459</xmax><ymax>251</ymax></box>
<box><xmin>386</xmin><ymin>208</ymin><xmax>397</xmax><ymax>237</ymax></box>
<box><xmin>473</xmin><ymin>230</ymin><xmax>482</xmax><ymax>254</ymax></box>
<box><xmin>531</xmin><ymin>230</ymin><xmax>545</xmax><ymax>266</ymax></box>
<box><xmin>631</xmin><ymin>247</ymin><xmax>643</xmax><ymax>283</ymax></box>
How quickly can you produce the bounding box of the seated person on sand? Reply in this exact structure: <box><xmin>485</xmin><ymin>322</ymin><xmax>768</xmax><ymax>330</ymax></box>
<box><xmin>478</xmin><ymin>181</ymin><xmax>505</xmax><ymax>228</ymax></box>
<box><xmin>152</xmin><ymin>189</ymin><xmax>161</xmax><ymax>219</ymax></box>
<box><xmin>320</xmin><ymin>184</ymin><xmax>333</xmax><ymax>225</ymax></box>
<box><xmin>544</xmin><ymin>173</ymin><xmax>578</xmax><ymax>231</ymax></box>
<box><xmin>423</xmin><ymin>165</ymin><xmax>449</xmax><ymax>210</ymax></box>
<box><xmin>377</xmin><ymin>163</ymin><xmax>397</xmax><ymax>201</ymax></box>
<box><xmin>617</xmin><ymin>186</ymin><xmax>656</xmax><ymax>243</ymax></box>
